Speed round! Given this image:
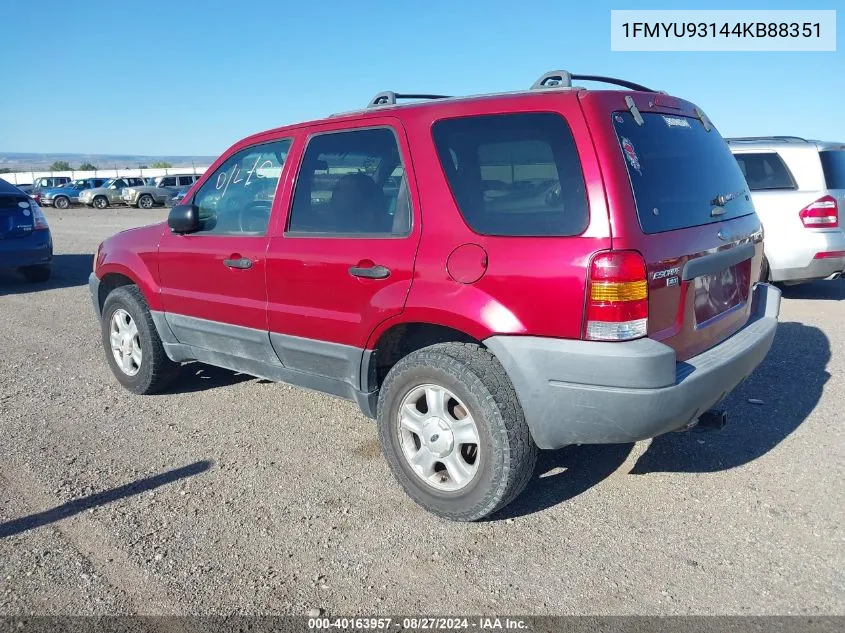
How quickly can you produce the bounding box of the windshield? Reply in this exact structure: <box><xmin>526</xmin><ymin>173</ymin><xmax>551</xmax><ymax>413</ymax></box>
<box><xmin>613</xmin><ymin>112</ymin><xmax>755</xmax><ymax>234</ymax></box>
<box><xmin>820</xmin><ymin>150</ymin><xmax>845</xmax><ymax>189</ymax></box>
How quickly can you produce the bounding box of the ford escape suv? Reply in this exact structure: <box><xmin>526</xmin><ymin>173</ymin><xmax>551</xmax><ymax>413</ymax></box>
<box><xmin>89</xmin><ymin>70</ymin><xmax>781</xmax><ymax>521</ymax></box>
<box><xmin>728</xmin><ymin>136</ymin><xmax>845</xmax><ymax>285</ymax></box>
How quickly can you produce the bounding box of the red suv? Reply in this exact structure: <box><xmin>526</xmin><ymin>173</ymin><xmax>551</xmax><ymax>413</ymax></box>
<box><xmin>90</xmin><ymin>70</ymin><xmax>781</xmax><ymax>521</ymax></box>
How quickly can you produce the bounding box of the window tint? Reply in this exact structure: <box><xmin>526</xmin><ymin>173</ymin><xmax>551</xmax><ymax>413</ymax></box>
<box><xmin>192</xmin><ymin>139</ymin><xmax>291</xmax><ymax>236</ymax></box>
<box><xmin>431</xmin><ymin>113</ymin><xmax>588</xmax><ymax>237</ymax></box>
<box><xmin>614</xmin><ymin>112</ymin><xmax>755</xmax><ymax>234</ymax></box>
<box><xmin>820</xmin><ymin>150</ymin><xmax>845</xmax><ymax>189</ymax></box>
<box><xmin>159</xmin><ymin>177</ymin><xmax>176</xmax><ymax>187</ymax></box>
<box><xmin>733</xmin><ymin>152</ymin><xmax>796</xmax><ymax>191</ymax></box>
<box><xmin>287</xmin><ymin>128</ymin><xmax>410</xmax><ymax>236</ymax></box>
<box><xmin>177</xmin><ymin>176</ymin><xmax>195</xmax><ymax>186</ymax></box>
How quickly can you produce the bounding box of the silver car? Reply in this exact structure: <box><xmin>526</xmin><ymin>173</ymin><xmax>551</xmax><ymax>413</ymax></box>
<box><xmin>728</xmin><ymin>136</ymin><xmax>845</xmax><ymax>284</ymax></box>
<box><xmin>121</xmin><ymin>174</ymin><xmax>201</xmax><ymax>209</ymax></box>
<box><xmin>79</xmin><ymin>177</ymin><xmax>147</xmax><ymax>209</ymax></box>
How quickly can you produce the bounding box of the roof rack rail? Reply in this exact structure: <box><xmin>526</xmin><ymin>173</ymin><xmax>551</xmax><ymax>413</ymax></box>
<box><xmin>725</xmin><ymin>135</ymin><xmax>809</xmax><ymax>143</ymax></box>
<box><xmin>367</xmin><ymin>91</ymin><xmax>452</xmax><ymax>108</ymax></box>
<box><xmin>530</xmin><ymin>70</ymin><xmax>656</xmax><ymax>93</ymax></box>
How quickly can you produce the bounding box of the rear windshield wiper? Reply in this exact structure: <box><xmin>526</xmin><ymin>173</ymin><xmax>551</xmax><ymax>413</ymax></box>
<box><xmin>710</xmin><ymin>189</ymin><xmax>746</xmax><ymax>215</ymax></box>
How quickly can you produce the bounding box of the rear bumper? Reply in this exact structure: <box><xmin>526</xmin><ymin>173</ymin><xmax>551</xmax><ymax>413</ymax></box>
<box><xmin>0</xmin><ymin>230</ymin><xmax>53</xmax><ymax>269</ymax></box>
<box><xmin>769</xmin><ymin>229</ymin><xmax>845</xmax><ymax>283</ymax></box>
<box><xmin>484</xmin><ymin>283</ymin><xmax>781</xmax><ymax>449</ymax></box>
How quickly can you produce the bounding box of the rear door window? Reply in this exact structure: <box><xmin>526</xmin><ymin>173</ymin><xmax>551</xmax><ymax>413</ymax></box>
<box><xmin>613</xmin><ymin>112</ymin><xmax>755</xmax><ymax>234</ymax></box>
<box><xmin>733</xmin><ymin>152</ymin><xmax>796</xmax><ymax>191</ymax></box>
<box><xmin>432</xmin><ymin>112</ymin><xmax>588</xmax><ymax>236</ymax></box>
<box><xmin>819</xmin><ymin>150</ymin><xmax>845</xmax><ymax>189</ymax></box>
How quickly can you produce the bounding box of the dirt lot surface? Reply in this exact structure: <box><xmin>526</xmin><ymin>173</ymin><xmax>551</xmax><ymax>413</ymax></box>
<box><xmin>1</xmin><ymin>206</ymin><xmax>843</xmax><ymax>616</ymax></box>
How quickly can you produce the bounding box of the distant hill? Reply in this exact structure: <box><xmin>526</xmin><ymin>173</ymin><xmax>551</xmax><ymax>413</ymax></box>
<box><xmin>0</xmin><ymin>152</ymin><xmax>218</xmax><ymax>172</ymax></box>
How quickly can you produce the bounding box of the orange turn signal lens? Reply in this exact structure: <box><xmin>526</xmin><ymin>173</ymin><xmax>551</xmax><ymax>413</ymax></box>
<box><xmin>589</xmin><ymin>280</ymin><xmax>648</xmax><ymax>302</ymax></box>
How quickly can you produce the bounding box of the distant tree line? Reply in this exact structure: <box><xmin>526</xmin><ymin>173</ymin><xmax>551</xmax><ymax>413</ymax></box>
<box><xmin>6</xmin><ymin>160</ymin><xmax>177</xmax><ymax>172</ymax></box>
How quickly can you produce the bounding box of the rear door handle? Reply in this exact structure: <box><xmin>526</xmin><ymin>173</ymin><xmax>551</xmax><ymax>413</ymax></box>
<box><xmin>223</xmin><ymin>257</ymin><xmax>253</xmax><ymax>269</ymax></box>
<box><xmin>349</xmin><ymin>264</ymin><xmax>390</xmax><ymax>279</ymax></box>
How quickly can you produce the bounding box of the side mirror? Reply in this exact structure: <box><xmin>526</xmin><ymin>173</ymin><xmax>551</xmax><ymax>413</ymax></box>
<box><xmin>167</xmin><ymin>204</ymin><xmax>199</xmax><ymax>234</ymax></box>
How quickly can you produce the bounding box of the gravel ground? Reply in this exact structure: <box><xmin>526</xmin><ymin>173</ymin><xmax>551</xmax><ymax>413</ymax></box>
<box><xmin>0</xmin><ymin>206</ymin><xmax>843</xmax><ymax>616</ymax></box>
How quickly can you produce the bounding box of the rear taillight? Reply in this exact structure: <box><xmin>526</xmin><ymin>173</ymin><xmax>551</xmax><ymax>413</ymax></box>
<box><xmin>585</xmin><ymin>251</ymin><xmax>648</xmax><ymax>341</ymax></box>
<box><xmin>31</xmin><ymin>202</ymin><xmax>49</xmax><ymax>230</ymax></box>
<box><xmin>799</xmin><ymin>195</ymin><xmax>838</xmax><ymax>228</ymax></box>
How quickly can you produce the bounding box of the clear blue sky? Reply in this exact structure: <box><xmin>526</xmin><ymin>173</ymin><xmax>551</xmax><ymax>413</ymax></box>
<box><xmin>2</xmin><ymin>0</ymin><xmax>842</xmax><ymax>157</ymax></box>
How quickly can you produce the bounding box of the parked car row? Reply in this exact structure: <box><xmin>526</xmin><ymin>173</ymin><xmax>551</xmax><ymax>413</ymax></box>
<box><xmin>22</xmin><ymin>173</ymin><xmax>203</xmax><ymax>210</ymax></box>
<box><xmin>121</xmin><ymin>174</ymin><xmax>202</xmax><ymax>209</ymax></box>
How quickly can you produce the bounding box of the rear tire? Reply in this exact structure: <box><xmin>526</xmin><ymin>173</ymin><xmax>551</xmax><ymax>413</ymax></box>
<box><xmin>376</xmin><ymin>342</ymin><xmax>537</xmax><ymax>521</ymax></box>
<box><xmin>21</xmin><ymin>265</ymin><xmax>51</xmax><ymax>283</ymax></box>
<box><xmin>101</xmin><ymin>285</ymin><xmax>180</xmax><ymax>395</ymax></box>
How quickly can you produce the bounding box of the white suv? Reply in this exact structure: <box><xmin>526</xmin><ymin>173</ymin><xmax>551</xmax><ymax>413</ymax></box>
<box><xmin>727</xmin><ymin>136</ymin><xmax>845</xmax><ymax>285</ymax></box>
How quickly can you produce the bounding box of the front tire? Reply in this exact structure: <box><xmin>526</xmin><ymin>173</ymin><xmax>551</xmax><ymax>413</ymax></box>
<box><xmin>376</xmin><ymin>342</ymin><xmax>537</xmax><ymax>521</ymax></box>
<box><xmin>54</xmin><ymin>196</ymin><xmax>70</xmax><ymax>209</ymax></box>
<box><xmin>93</xmin><ymin>196</ymin><xmax>109</xmax><ymax>209</ymax></box>
<box><xmin>138</xmin><ymin>194</ymin><xmax>154</xmax><ymax>209</ymax></box>
<box><xmin>101</xmin><ymin>285</ymin><xmax>180</xmax><ymax>394</ymax></box>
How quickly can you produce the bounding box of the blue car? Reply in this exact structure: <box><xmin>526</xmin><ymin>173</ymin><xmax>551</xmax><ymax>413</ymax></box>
<box><xmin>40</xmin><ymin>177</ymin><xmax>108</xmax><ymax>209</ymax></box>
<box><xmin>0</xmin><ymin>179</ymin><xmax>53</xmax><ymax>282</ymax></box>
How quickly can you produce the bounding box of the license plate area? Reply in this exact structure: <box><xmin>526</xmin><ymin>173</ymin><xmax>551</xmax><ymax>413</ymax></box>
<box><xmin>693</xmin><ymin>258</ymin><xmax>751</xmax><ymax>328</ymax></box>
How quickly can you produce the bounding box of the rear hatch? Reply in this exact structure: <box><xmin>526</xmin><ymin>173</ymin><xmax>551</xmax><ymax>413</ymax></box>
<box><xmin>0</xmin><ymin>180</ymin><xmax>35</xmax><ymax>240</ymax></box>
<box><xmin>581</xmin><ymin>91</ymin><xmax>764</xmax><ymax>361</ymax></box>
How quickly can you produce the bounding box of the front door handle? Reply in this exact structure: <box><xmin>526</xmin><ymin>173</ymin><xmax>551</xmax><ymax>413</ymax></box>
<box><xmin>223</xmin><ymin>257</ymin><xmax>253</xmax><ymax>269</ymax></box>
<box><xmin>349</xmin><ymin>264</ymin><xmax>390</xmax><ymax>279</ymax></box>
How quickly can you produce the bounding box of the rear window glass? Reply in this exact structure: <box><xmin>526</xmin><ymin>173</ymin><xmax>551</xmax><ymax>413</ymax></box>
<box><xmin>432</xmin><ymin>112</ymin><xmax>589</xmax><ymax>237</ymax></box>
<box><xmin>820</xmin><ymin>150</ymin><xmax>845</xmax><ymax>189</ymax></box>
<box><xmin>613</xmin><ymin>112</ymin><xmax>755</xmax><ymax>234</ymax></box>
<box><xmin>733</xmin><ymin>153</ymin><xmax>796</xmax><ymax>191</ymax></box>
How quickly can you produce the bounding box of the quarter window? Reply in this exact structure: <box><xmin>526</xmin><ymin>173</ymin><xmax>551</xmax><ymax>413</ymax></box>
<box><xmin>287</xmin><ymin>128</ymin><xmax>411</xmax><ymax>236</ymax></box>
<box><xmin>733</xmin><ymin>153</ymin><xmax>796</xmax><ymax>191</ymax></box>
<box><xmin>191</xmin><ymin>139</ymin><xmax>291</xmax><ymax>236</ymax></box>
<box><xmin>819</xmin><ymin>150</ymin><xmax>845</xmax><ymax>189</ymax></box>
<box><xmin>432</xmin><ymin>112</ymin><xmax>589</xmax><ymax>236</ymax></box>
